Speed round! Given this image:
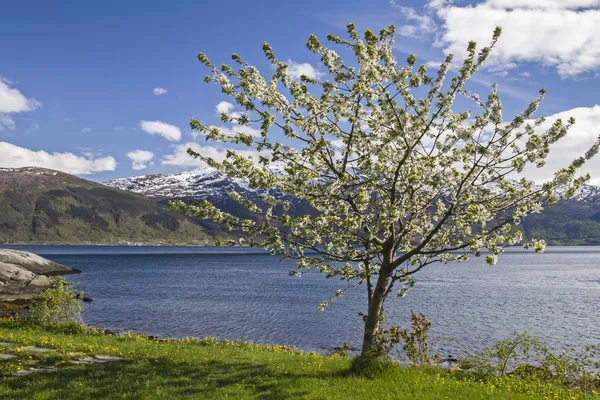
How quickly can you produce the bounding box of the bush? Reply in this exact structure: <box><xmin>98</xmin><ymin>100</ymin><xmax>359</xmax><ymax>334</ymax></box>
<box><xmin>26</xmin><ymin>277</ymin><xmax>83</xmax><ymax>325</ymax></box>
<box><xmin>396</xmin><ymin>310</ymin><xmax>440</xmax><ymax>366</ymax></box>
<box><xmin>459</xmin><ymin>332</ymin><xmax>600</xmax><ymax>392</ymax></box>
<box><xmin>459</xmin><ymin>332</ymin><xmax>542</xmax><ymax>376</ymax></box>
<box><xmin>352</xmin><ymin>310</ymin><xmax>439</xmax><ymax>377</ymax></box>
<box><xmin>371</xmin><ymin>310</ymin><xmax>439</xmax><ymax>366</ymax></box>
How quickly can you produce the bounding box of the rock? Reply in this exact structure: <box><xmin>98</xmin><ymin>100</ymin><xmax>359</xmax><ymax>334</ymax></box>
<box><xmin>71</xmin><ymin>357</ymin><xmax>95</xmax><ymax>365</ymax></box>
<box><xmin>0</xmin><ymin>249</ymin><xmax>80</xmax><ymax>301</ymax></box>
<box><xmin>15</xmin><ymin>366</ymin><xmax>58</xmax><ymax>375</ymax></box>
<box><xmin>0</xmin><ymin>249</ymin><xmax>81</xmax><ymax>276</ymax></box>
<box><xmin>70</xmin><ymin>356</ymin><xmax>122</xmax><ymax>365</ymax></box>
<box><xmin>20</xmin><ymin>346</ymin><xmax>55</xmax><ymax>353</ymax></box>
<box><xmin>76</xmin><ymin>293</ymin><xmax>92</xmax><ymax>302</ymax></box>
<box><xmin>94</xmin><ymin>356</ymin><xmax>123</xmax><ymax>362</ymax></box>
<box><xmin>440</xmin><ymin>357</ymin><xmax>458</xmax><ymax>363</ymax></box>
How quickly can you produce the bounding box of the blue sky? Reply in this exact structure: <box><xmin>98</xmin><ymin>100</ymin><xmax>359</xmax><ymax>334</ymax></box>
<box><xmin>1</xmin><ymin>0</ymin><xmax>599</xmax><ymax>182</ymax></box>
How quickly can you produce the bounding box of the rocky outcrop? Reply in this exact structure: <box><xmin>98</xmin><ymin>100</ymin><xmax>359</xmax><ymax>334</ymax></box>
<box><xmin>0</xmin><ymin>249</ymin><xmax>80</xmax><ymax>300</ymax></box>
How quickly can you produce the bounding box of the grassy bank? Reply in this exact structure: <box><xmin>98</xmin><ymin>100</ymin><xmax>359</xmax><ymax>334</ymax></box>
<box><xmin>0</xmin><ymin>320</ymin><xmax>597</xmax><ymax>399</ymax></box>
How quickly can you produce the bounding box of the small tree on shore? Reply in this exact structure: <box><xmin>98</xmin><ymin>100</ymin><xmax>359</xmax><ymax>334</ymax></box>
<box><xmin>171</xmin><ymin>24</ymin><xmax>599</xmax><ymax>358</ymax></box>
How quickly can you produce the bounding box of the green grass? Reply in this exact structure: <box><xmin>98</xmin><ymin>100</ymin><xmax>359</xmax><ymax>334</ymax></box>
<box><xmin>0</xmin><ymin>320</ymin><xmax>597</xmax><ymax>399</ymax></box>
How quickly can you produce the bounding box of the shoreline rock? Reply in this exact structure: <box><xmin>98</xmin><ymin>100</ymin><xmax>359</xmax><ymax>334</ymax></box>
<box><xmin>0</xmin><ymin>249</ymin><xmax>80</xmax><ymax>302</ymax></box>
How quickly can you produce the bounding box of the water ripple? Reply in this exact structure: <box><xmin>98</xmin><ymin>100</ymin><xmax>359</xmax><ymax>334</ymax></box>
<box><xmin>5</xmin><ymin>245</ymin><xmax>599</xmax><ymax>358</ymax></box>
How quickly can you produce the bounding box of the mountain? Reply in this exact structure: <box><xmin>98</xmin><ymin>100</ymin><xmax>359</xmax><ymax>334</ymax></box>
<box><xmin>519</xmin><ymin>200</ymin><xmax>600</xmax><ymax>245</ymax></box>
<box><xmin>106</xmin><ymin>167</ymin><xmax>250</xmax><ymax>201</ymax></box>
<box><xmin>3</xmin><ymin>165</ymin><xmax>598</xmax><ymax>246</ymax></box>
<box><xmin>106</xmin><ymin>167</ymin><xmax>600</xmax><ymax>246</ymax></box>
<box><xmin>105</xmin><ymin>167</ymin><xmax>314</xmax><ymax>221</ymax></box>
<box><xmin>0</xmin><ymin>167</ymin><xmax>228</xmax><ymax>245</ymax></box>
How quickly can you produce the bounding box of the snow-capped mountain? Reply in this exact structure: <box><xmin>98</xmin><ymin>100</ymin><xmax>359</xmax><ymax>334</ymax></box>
<box><xmin>103</xmin><ymin>167</ymin><xmax>600</xmax><ymax>245</ymax></box>
<box><xmin>567</xmin><ymin>184</ymin><xmax>600</xmax><ymax>203</ymax></box>
<box><xmin>105</xmin><ymin>167</ymin><xmax>253</xmax><ymax>202</ymax></box>
<box><xmin>104</xmin><ymin>166</ymin><xmax>313</xmax><ymax>220</ymax></box>
<box><xmin>105</xmin><ymin>166</ymin><xmax>600</xmax><ymax>204</ymax></box>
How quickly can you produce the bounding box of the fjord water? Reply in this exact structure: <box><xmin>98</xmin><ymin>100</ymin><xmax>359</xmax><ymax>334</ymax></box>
<box><xmin>5</xmin><ymin>245</ymin><xmax>600</xmax><ymax>357</ymax></box>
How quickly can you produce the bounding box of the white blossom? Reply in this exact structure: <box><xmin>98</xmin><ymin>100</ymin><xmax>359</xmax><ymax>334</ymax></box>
<box><xmin>173</xmin><ymin>24</ymin><xmax>599</xmax><ymax>356</ymax></box>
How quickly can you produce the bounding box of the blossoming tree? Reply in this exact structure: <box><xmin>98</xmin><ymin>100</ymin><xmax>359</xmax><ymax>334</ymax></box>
<box><xmin>171</xmin><ymin>24</ymin><xmax>599</xmax><ymax>357</ymax></box>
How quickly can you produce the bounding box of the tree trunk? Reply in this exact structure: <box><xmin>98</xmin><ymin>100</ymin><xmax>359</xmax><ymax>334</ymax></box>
<box><xmin>361</xmin><ymin>267</ymin><xmax>391</xmax><ymax>357</ymax></box>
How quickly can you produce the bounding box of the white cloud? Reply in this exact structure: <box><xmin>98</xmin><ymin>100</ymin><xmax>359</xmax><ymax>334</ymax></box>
<box><xmin>0</xmin><ymin>77</ymin><xmax>40</xmax><ymax>114</ymax></box>
<box><xmin>126</xmin><ymin>149</ymin><xmax>155</xmax><ymax>170</ymax></box>
<box><xmin>192</xmin><ymin>124</ymin><xmax>262</xmax><ymax>141</ymax></box>
<box><xmin>214</xmin><ymin>124</ymin><xmax>262</xmax><ymax>137</ymax></box>
<box><xmin>484</xmin><ymin>0</ymin><xmax>599</xmax><ymax>10</ymax></box>
<box><xmin>0</xmin><ymin>114</ymin><xmax>15</xmax><ymax>131</ymax></box>
<box><xmin>0</xmin><ymin>142</ymin><xmax>116</xmax><ymax>175</ymax></box>
<box><xmin>287</xmin><ymin>60</ymin><xmax>323</xmax><ymax>80</ymax></box>
<box><xmin>431</xmin><ymin>0</ymin><xmax>600</xmax><ymax>77</ymax></box>
<box><xmin>425</xmin><ymin>60</ymin><xmax>444</xmax><ymax>68</ymax></box>
<box><xmin>0</xmin><ymin>77</ymin><xmax>40</xmax><ymax>130</ymax></box>
<box><xmin>392</xmin><ymin>0</ymin><xmax>437</xmax><ymax>38</ymax></box>
<box><xmin>399</xmin><ymin>25</ymin><xmax>418</xmax><ymax>37</ymax></box>
<box><xmin>190</xmin><ymin>101</ymin><xmax>261</xmax><ymax>141</ymax></box>
<box><xmin>161</xmin><ymin>142</ymin><xmax>264</xmax><ymax>168</ymax></box>
<box><xmin>82</xmin><ymin>127</ymin><xmax>91</xmax><ymax>132</ymax></box>
<box><xmin>215</xmin><ymin>101</ymin><xmax>247</xmax><ymax>121</ymax></box>
<box><xmin>331</xmin><ymin>139</ymin><xmax>345</xmax><ymax>148</ymax></box>
<box><xmin>64</xmin><ymin>117</ymin><xmax>71</xmax><ymax>122</ymax></box>
<box><xmin>519</xmin><ymin>105</ymin><xmax>600</xmax><ymax>184</ymax></box>
<box><xmin>426</xmin><ymin>0</ymin><xmax>451</xmax><ymax>9</ymax></box>
<box><xmin>153</xmin><ymin>87</ymin><xmax>167</xmax><ymax>96</ymax></box>
<box><xmin>139</xmin><ymin>120</ymin><xmax>182</xmax><ymax>141</ymax></box>
<box><xmin>216</xmin><ymin>101</ymin><xmax>235</xmax><ymax>114</ymax></box>
<box><xmin>78</xmin><ymin>147</ymin><xmax>104</xmax><ymax>159</ymax></box>
<box><xmin>487</xmin><ymin>62</ymin><xmax>518</xmax><ymax>72</ymax></box>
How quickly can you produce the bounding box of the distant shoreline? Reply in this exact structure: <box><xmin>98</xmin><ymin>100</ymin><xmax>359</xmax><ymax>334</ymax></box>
<box><xmin>2</xmin><ymin>242</ymin><xmax>600</xmax><ymax>247</ymax></box>
<box><xmin>0</xmin><ymin>242</ymin><xmax>241</xmax><ymax>247</ymax></box>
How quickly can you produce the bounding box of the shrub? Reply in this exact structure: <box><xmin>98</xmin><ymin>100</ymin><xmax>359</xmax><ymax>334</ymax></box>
<box><xmin>371</xmin><ymin>310</ymin><xmax>439</xmax><ymax>366</ymax></box>
<box><xmin>459</xmin><ymin>332</ymin><xmax>600</xmax><ymax>392</ymax></box>
<box><xmin>397</xmin><ymin>310</ymin><xmax>440</xmax><ymax>366</ymax></box>
<box><xmin>332</xmin><ymin>342</ymin><xmax>353</xmax><ymax>358</ymax></box>
<box><xmin>26</xmin><ymin>277</ymin><xmax>83</xmax><ymax>325</ymax></box>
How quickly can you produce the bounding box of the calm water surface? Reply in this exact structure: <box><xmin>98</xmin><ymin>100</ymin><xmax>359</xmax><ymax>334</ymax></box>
<box><xmin>5</xmin><ymin>245</ymin><xmax>600</xmax><ymax>357</ymax></box>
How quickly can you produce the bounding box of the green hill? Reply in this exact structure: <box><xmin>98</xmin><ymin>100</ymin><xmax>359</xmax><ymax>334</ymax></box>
<box><xmin>0</xmin><ymin>167</ymin><xmax>227</xmax><ymax>245</ymax></box>
<box><xmin>520</xmin><ymin>200</ymin><xmax>600</xmax><ymax>245</ymax></box>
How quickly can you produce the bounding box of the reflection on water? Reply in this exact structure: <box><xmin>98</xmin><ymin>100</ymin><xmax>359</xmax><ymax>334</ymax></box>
<box><xmin>5</xmin><ymin>245</ymin><xmax>600</xmax><ymax>357</ymax></box>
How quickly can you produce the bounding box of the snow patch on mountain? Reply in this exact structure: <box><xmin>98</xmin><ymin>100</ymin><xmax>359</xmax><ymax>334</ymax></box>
<box><xmin>104</xmin><ymin>166</ymin><xmax>600</xmax><ymax>204</ymax></box>
<box><xmin>105</xmin><ymin>167</ymin><xmax>253</xmax><ymax>200</ymax></box>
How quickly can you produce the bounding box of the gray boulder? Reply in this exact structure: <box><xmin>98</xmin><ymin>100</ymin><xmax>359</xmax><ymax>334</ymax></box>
<box><xmin>0</xmin><ymin>249</ymin><xmax>80</xmax><ymax>300</ymax></box>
